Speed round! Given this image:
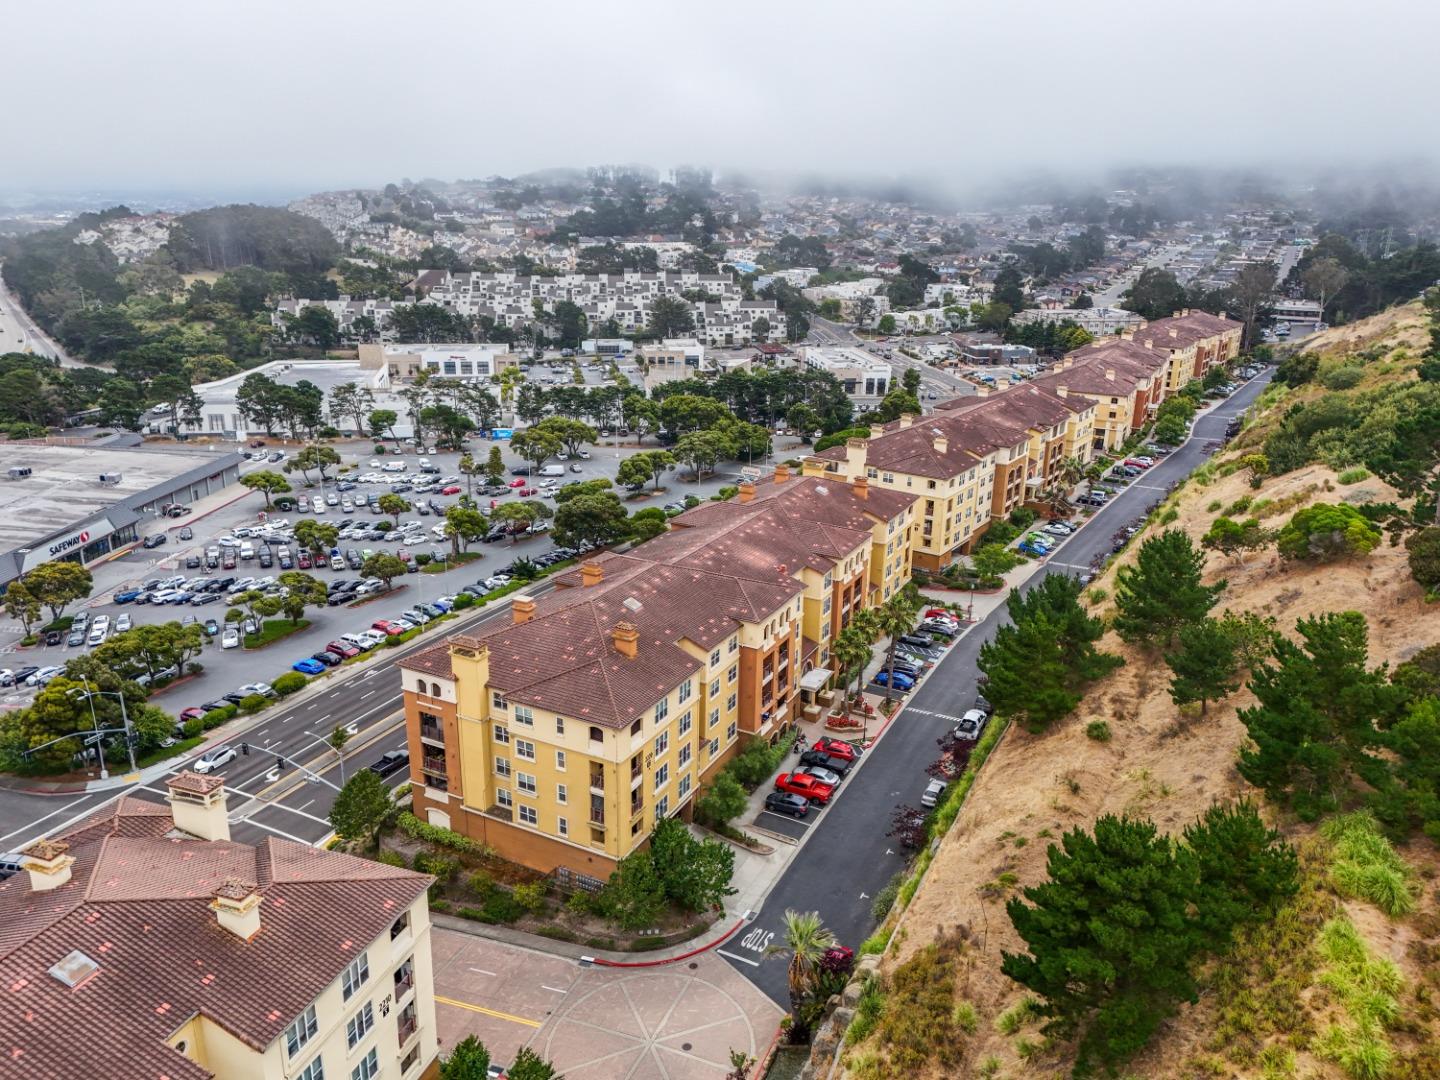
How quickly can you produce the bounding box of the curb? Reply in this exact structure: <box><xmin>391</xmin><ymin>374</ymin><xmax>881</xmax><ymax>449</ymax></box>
<box><xmin>586</xmin><ymin>914</ymin><xmax>749</xmax><ymax>968</ymax></box>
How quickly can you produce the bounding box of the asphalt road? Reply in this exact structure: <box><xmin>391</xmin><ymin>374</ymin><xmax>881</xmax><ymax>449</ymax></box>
<box><xmin>725</xmin><ymin>367</ymin><xmax>1275</xmax><ymax>1005</ymax></box>
<box><xmin>0</xmin><ymin>579</ymin><xmax>556</xmax><ymax>852</ymax></box>
<box><xmin>0</xmin><ymin>269</ymin><xmax>79</xmax><ymax>366</ymax></box>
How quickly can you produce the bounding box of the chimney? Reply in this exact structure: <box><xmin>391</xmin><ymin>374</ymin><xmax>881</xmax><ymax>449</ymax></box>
<box><xmin>165</xmin><ymin>772</ymin><xmax>231</xmax><ymax>842</ymax></box>
<box><xmin>737</xmin><ymin>481</ymin><xmax>756</xmax><ymax>503</ymax></box>
<box><xmin>21</xmin><ymin>839</ymin><xmax>74</xmax><ymax>893</ymax></box>
<box><xmin>1168</xmin><ymin>328</ymin><xmax>1178</xmax><ymax>338</ymax></box>
<box><xmin>611</xmin><ymin>621</ymin><xmax>639</xmax><ymax>659</ymax></box>
<box><xmin>773</xmin><ymin>463</ymin><xmax>790</xmax><ymax>484</ymax></box>
<box><xmin>852</xmin><ymin>474</ymin><xmax>869</xmax><ymax>500</ymax></box>
<box><xmin>898</xmin><ymin>413</ymin><xmax>917</xmax><ymax>429</ymax></box>
<box><xmin>210</xmin><ymin>878</ymin><xmax>262</xmax><ymax>941</ymax></box>
<box><xmin>512</xmin><ymin>594</ymin><xmax>536</xmax><ymax>624</ymax></box>
<box><xmin>1055</xmin><ymin>385</ymin><xmax>1068</xmax><ymax>398</ymax></box>
<box><xmin>975</xmin><ymin>386</ymin><xmax>989</xmax><ymax>398</ymax></box>
<box><xmin>932</xmin><ymin>434</ymin><xmax>948</xmax><ymax>454</ymax></box>
<box><xmin>580</xmin><ymin>562</ymin><xmax>604</xmax><ymax>587</ymax></box>
<box><xmin>844</xmin><ymin>437</ymin><xmax>867</xmax><ymax>479</ymax></box>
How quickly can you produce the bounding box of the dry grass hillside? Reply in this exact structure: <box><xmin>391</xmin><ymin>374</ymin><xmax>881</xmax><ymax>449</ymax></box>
<box><xmin>841</xmin><ymin>304</ymin><xmax>1440</xmax><ymax>1080</ymax></box>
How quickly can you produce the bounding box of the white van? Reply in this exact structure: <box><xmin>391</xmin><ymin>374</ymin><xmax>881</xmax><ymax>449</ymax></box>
<box><xmin>383</xmin><ymin>462</ymin><xmax>407</xmax><ymax>473</ymax></box>
<box><xmin>239</xmin><ymin>541</ymin><xmax>255</xmax><ymax>560</ymax></box>
<box><xmin>539</xmin><ymin>465</ymin><xmax>565</xmax><ymax>477</ymax></box>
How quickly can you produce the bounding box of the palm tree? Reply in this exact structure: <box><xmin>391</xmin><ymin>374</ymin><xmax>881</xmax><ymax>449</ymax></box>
<box><xmin>1048</xmin><ymin>454</ymin><xmax>1087</xmax><ymax>514</ymax></box>
<box><xmin>875</xmin><ymin>585</ymin><xmax>923</xmax><ymax>700</ymax></box>
<box><xmin>768</xmin><ymin>909</ymin><xmax>836</xmax><ymax>1042</ymax></box>
<box><xmin>831</xmin><ymin>628</ymin><xmax>872</xmax><ymax>710</ymax></box>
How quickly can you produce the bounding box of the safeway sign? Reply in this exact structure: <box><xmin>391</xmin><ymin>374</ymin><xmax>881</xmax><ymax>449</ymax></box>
<box><xmin>49</xmin><ymin>530</ymin><xmax>90</xmax><ymax>557</ymax></box>
<box><xmin>20</xmin><ymin>527</ymin><xmax>98</xmax><ymax>572</ymax></box>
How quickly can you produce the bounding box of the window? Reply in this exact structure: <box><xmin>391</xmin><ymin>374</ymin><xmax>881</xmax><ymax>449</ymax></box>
<box><xmin>492</xmin><ymin>692</ymin><xmax>508</xmax><ymax>711</ymax></box>
<box><xmin>708</xmin><ymin>707</ymin><xmax>719</xmax><ymax>731</ymax></box>
<box><xmin>590</xmin><ymin>725</ymin><xmax>605</xmax><ymax>743</ymax></box>
<box><xmin>728</xmin><ymin>636</ymin><xmax>738</xmax><ymax>654</ymax></box>
<box><xmin>495</xmin><ymin>757</ymin><xmax>511</xmax><ymax>778</ymax></box>
<box><xmin>654</xmin><ymin>731</ymin><xmax>668</xmax><ymax>756</ymax></box>
<box><xmin>513</xmin><ymin>705</ymin><xmax>534</xmax><ymax>727</ymax></box>
<box><xmin>351</xmin><ymin>1049</ymin><xmax>379</xmax><ymax>1080</ymax></box>
<box><xmin>517</xmin><ymin>772</ymin><xmax>537</xmax><ymax>795</ymax></box>
<box><xmin>679</xmin><ymin>712</ymin><xmax>692</xmax><ymax>736</ymax></box>
<box><xmin>519</xmin><ymin>805</ymin><xmax>538</xmax><ymax>825</ymax></box>
<box><xmin>709</xmin><ymin>648</ymin><xmax>721</xmax><ymax>667</ymax></box>
<box><xmin>341</xmin><ymin>952</ymin><xmax>369</xmax><ymax>1001</ymax></box>
<box><xmin>497</xmin><ymin>788</ymin><xmax>512</xmax><ymax>808</ymax></box>
<box><xmin>679</xmin><ymin>774</ymin><xmax>692</xmax><ymax>799</ymax></box>
<box><xmin>728</xmin><ymin>665</ymin><xmax>738</xmax><ymax>684</ymax></box>
<box><xmin>555</xmin><ymin>750</ymin><xmax>566</xmax><ymax>771</ymax></box>
<box><xmin>555</xmin><ymin>717</ymin><xmax>565</xmax><ymax>736</ymax></box>
<box><xmin>726</xmin><ymin>721</ymin><xmax>738</xmax><ymax>741</ymax></box>
<box><xmin>678</xmin><ymin>743</ymin><xmax>691</xmax><ymax>768</ymax></box>
<box><xmin>709</xmin><ymin>738</ymin><xmax>720</xmax><ymax>756</ymax></box>
<box><xmin>678</xmin><ymin>678</ymin><xmax>692</xmax><ymax>704</ymax></box>
<box><xmin>297</xmin><ymin>1058</ymin><xmax>325</xmax><ymax>1080</ymax></box>
<box><xmin>558</xmin><ymin>816</ymin><xmax>568</xmax><ymax>837</ymax></box>
<box><xmin>515</xmin><ymin>739</ymin><xmax>535</xmax><ymax>761</ymax></box>
<box><xmin>346</xmin><ymin>1002</ymin><xmax>373</xmax><ymax>1050</ymax></box>
<box><xmin>654</xmin><ymin>698</ymin><xmax>669</xmax><ymax>723</ymax></box>
<box><xmin>656</xmin><ymin>795</ymin><xmax>670</xmax><ymax>819</ymax></box>
<box><xmin>654</xmin><ymin>763</ymin><xmax>669</xmax><ymax>791</ymax></box>
<box><xmin>286</xmin><ymin>1005</ymin><xmax>318</xmax><ymax>1058</ymax></box>
<box><xmin>727</xmin><ymin>692</ymin><xmax>737</xmax><ymax>711</ymax></box>
<box><xmin>556</xmin><ymin>783</ymin><xmax>568</xmax><ymax>804</ymax></box>
<box><xmin>493</xmin><ymin>724</ymin><xmax>509</xmax><ymax>745</ymax></box>
<box><xmin>630</xmin><ymin>719</ymin><xmax>643</xmax><ymax>737</ymax></box>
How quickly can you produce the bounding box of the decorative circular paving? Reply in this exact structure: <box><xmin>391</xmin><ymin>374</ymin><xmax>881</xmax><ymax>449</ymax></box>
<box><xmin>537</xmin><ymin>964</ymin><xmax>770</xmax><ymax>1079</ymax></box>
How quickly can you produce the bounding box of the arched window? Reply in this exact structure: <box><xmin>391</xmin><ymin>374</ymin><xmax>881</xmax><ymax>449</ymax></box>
<box><xmin>431</xmin><ymin>682</ymin><xmax>441</xmax><ymax>698</ymax></box>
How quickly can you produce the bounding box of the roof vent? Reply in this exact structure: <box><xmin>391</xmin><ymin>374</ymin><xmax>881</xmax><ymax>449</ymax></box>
<box><xmin>623</xmin><ymin>596</ymin><xmax>643</xmax><ymax>613</ymax></box>
<box><xmin>49</xmin><ymin>950</ymin><xmax>99</xmax><ymax>989</ymax></box>
<box><xmin>6</xmin><ymin>467</ymin><xmax>32</xmax><ymax>480</ymax></box>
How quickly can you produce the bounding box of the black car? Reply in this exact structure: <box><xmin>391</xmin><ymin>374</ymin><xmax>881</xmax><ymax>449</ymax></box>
<box><xmin>44</xmin><ymin>630</ymin><xmax>63</xmax><ymax>646</ymax></box>
<box><xmin>13</xmin><ymin>666</ymin><xmax>40</xmax><ymax>684</ymax></box>
<box><xmin>142</xmin><ymin>534</ymin><xmax>167</xmax><ymax>549</ymax></box>
<box><xmin>799</xmin><ymin>750</ymin><xmax>853</xmax><ymax>776</ymax></box>
<box><xmin>764</xmin><ymin>791</ymin><xmax>811</xmax><ymax>818</ymax></box>
<box><xmin>185</xmin><ymin>554</ymin><xmax>201</xmax><ymax>568</ymax></box>
<box><xmin>311</xmin><ymin>651</ymin><xmax>342</xmax><ymax>667</ymax></box>
<box><xmin>882</xmin><ymin>660</ymin><xmax>921</xmax><ymax>678</ymax></box>
<box><xmin>221</xmin><ymin>692</ymin><xmax>248</xmax><ymax>706</ymax></box>
<box><xmin>369</xmin><ymin>749</ymin><xmax>410</xmax><ymax>778</ymax></box>
<box><xmin>974</xmin><ymin>693</ymin><xmax>993</xmax><ymax>717</ymax></box>
<box><xmin>199</xmin><ymin>700</ymin><xmax>229</xmax><ymax>713</ymax></box>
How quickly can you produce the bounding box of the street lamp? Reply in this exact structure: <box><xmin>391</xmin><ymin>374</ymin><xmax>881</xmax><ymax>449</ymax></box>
<box><xmin>66</xmin><ymin>677</ymin><xmax>137</xmax><ymax>777</ymax></box>
<box><xmin>303</xmin><ymin>728</ymin><xmax>354</xmax><ymax>785</ymax></box>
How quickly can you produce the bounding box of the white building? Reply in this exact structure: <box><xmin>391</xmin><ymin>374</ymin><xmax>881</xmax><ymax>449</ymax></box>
<box><xmin>887</xmin><ymin>308</ymin><xmax>954</xmax><ymax>333</ymax></box>
<box><xmin>1010</xmin><ymin>306</ymin><xmax>1144</xmax><ymax>337</ymax></box>
<box><xmin>192</xmin><ymin>359</ymin><xmax>389</xmax><ymax>439</ymax></box>
<box><xmin>356</xmin><ymin>343</ymin><xmax>520</xmax><ymax>382</ymax></box>
<box><xmin>923</xmin><ymin>282</ymin><xmax>992</xmax><ymax>307</ymax></box>
<box><xmin>798</xmin><ymin>346</ymin><xmax>892</xmax><ymax>399</ymax></box>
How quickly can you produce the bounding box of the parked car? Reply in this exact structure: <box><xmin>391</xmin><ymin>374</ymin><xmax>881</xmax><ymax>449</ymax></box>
<box><xmin>920</xmin><ymin>778</ymin><xmax>947</xmax><ymax>808</ymax></box>
<box><xmin>795</xmin><ymin>764</ymin><xmax>843</xmax><ymax>788</ymax></box>
<box><xmin>192</xmin><ymin>745</ymin><xmax>237</xmax><ymax>774</ymax></box>
<box><xmin>952</xmin><ymin>709</ymin><xmax>988</xmax><ymax>740</ymax></box>
<box><xmin>115</xmin><ymin>613</ymin><xmax>132</xmax><ymax>632</ymax></box>
<box><xmin>113</xmin><ymin>589</ymin><xmax>142</xmax><ymax>604</ymax></box>
<box><xmin>369</xmin><ymin>749</ymin><xmax>410</xmax><ymax>778</ymax></box>
<box><xmin>798</xmin><ymin>750</ymin><xmax>853</xmax><ymax>775</ymax></box>
<box><xmin>812</xmin><ymin>737</ymin><xmax>861</xmax><ymax>761</ymax></box>
<box><xmin>310</xmin><ymin>651</ymin><xmax>342</xmax><ymax>667</ymax></box>
<box><xmin>763</xmin><ymin>791</ymin><xmax>810</xmax><ymax>819</ymax></box>
<box><xmin>872</xmin><ymin>670</ymin><xmax>914</xmax><ymax>691</ymax></box>
<box><xmin>238</xmin><ymin>682</ymin><xmax>277</xmax><ymax>698</ymax></box>
<box><xmin>774</xmin><ymin>772</ymin><xmax>834</xmax><ymax>805</ymax></box>
<box><xmin>142</xmin><ymin>533</ymin><xmax>167</xmax><ymax>549</ymax></box>
<box><xmin>44</xmin><ymin>630</ymin><xmax>63</xmax><ymax>646</ymax></box>
<box><xmin>292</xmin><ymin>658</ymin><xmax>325</xmax><ymax>675</ymax></box>
<box><xmin>371</xmin><ymin>620</ymin><xmax>406</xmax><ymax>636</ymax></box>
<box><xmin>221</xmin><ymin>627</ymin><xmax>240</xmax><ymax>649</ymax></box>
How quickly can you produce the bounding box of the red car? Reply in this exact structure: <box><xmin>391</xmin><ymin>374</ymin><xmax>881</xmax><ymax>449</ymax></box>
<box><xmin>297</xmin><ymin>550</ymin><xmax>312</xmax><ymax>569</ymax></box>
<box><xmin>371</xmin><ymin>619</ymin><xmax>406</xmax><ymax>636</ymax></box>
<box><xmin>440</xmin><ymin>485</ymin><xmax>462</xmax><ymax>495</ymax></box>
<box><xmin>774</xmin><ymin>772</ymin><xmax>835</xmax><ymax>805</ymax></box>
<box><xmin>325</xmin><ymin>640</ymin><xmax>361</xmax><ymax>658</ymax></box>
<box><xmin>518</xmin><ymin>487</ymin><xmax>537</xmax><ymax>497</ymax></box>
<box><xmin>811</xmin><ymin>737</ymin><xmax>861</xmax><ymax>762</ymax></box>
<box><xmin>1123</xmin><ymin>458</ymin><xmax>1153</xmax><ymax>470</ymax></box>
<box><xmin>508</xmin><ymin>478</ymin><xmax>527</xmax><ymax>488</ymax></box>
<box><xmin>179</xmin><ymin>706</ymin><xmax>207</xmax><ymax>722</ymax></box>
<box><xmin>925</xmin><ymin>608</ymin><xmax>952</xmax><ymax>620</ymax></box>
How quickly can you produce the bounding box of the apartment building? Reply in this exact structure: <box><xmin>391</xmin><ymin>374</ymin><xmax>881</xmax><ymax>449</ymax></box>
<box><xmin>807</xmin><ymin>385</ymin><xmax>1096</xmax><ymax>569</ymax></box>
<box><xmin>1125</xmin><ymin>309</ymin><xmax>1244</xmax><ymax>391</ymax></box>
<box><xmin>1010</xmin><ymin>305</ymin><xmax>1143</xmax><ymax>337</ymax></box>
<box><xmin>398</xmin><ymin>465</ymin><xmax>915</xmax><ymax>882</ymax></box>
<box><xmin>1030</xmin><ymin>338</ymin><xmax>1169</xmax><ymax>452</ymax></box>
<box><xmin>1</xmin><ymin>774</ymin><xmax>436</xmax><ymax>1080</ymax></box>
<box><xmin>799</xmin><ymin>346</ymin><xmax>892</xmax><ymax>398</ymax></box>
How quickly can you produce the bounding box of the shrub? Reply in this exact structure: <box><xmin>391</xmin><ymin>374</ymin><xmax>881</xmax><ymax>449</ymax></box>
<box><xmin>395</xmin><ymin>811</ymin><xmax>498</xmax><ymax>857</ymax></box>
<box><xmin>376</xmin><ymin>850</ymin><xmax>407</xmax><ymax>868</ymax></box>
<box><xmin>845</xmin><ymin>977</ymin><xmax>886</xmax><ymax>1046</ymax></box>
<box><xmin>995</xmin><ymin>996</ymin><xmax>1041</xmax><ymax>1035</ymax></box>
<box><xmin>201</xmin><ymin>705</ymin><xmax>236</xmax><ymax>730</ymax></box>
<box><xmin>1207</xmin><ymin>500</ymin><xmax>1224</xmax><ymax>512</ymax></box>
<box><xmin>871</xmin><ymin>874</ymin><xmax>903</xmax><ymax>921</ymax></box>
<box><xmin>452</xmin><ymin>592</ymin><xmax>475</xmax><ymax>610</ymax></box>
<box><xmin>272</xmin><ymin>671</ymin><xmax>308</xmax><ymax>696</ymax></box>
<box><xmin>467</xmin><ymin>870</ymin><xmax>494</xmax><ymax>897</ymax></box>
<box><xmin>1085</xmin><ymin>720</ymin><xmax>1112</xmax><ymax>742</ymax></box>
<box><xmin>1009</xmin><ymin>507</ymin><xmax>1038</xmax><ymax>528</ymax></box>
<box><xmin>859</xmin><ymin>927</ymin><xmax>893</xmax><ymax>955</ymax></box>
<box><xmin>480</xmin><ymin>890</ymin><xmax>524</xmax><ymax>923</ymax></box>
<box><xmin>182</xmin><ymin>717</ymin><xmax>204</xmax><ymax>738</ymax></box>
<box><xmin>513</xmin><ymin>880</ymin><xmax>548</xmax><ymax>914</ymax></box>
<box><xmin>953</xmin><ymin>1001</ymin><xmax>979</xmax><ymax>1035</ymax></box>
<box><xmin>413</xmin><ymin>851</ymin><xmax>460</xmax><ymax>882</ymax></box>
<box><xmin>238</xmin><ymin>693</ymin><xmax>268</xmax><ymax>714</ymax></box>
<box><xmin>1338</xmin><ymin>467</ymin><xmax>1370</xmax><ymax>485</ymax></box>
<box><xmin>1322</xmin><ymin>366</ymin><xmax>1364</xmax><ymax>390</ymax></box>
<box><xmin>1277</xmin><ymin>503</ymin><xmax>1381</xmax><ymax>562</ymax></box>
<box><xmin>1226</xmin><ymin>495</ymin><xmax>1253</xmax><ymax>515</ymax></box>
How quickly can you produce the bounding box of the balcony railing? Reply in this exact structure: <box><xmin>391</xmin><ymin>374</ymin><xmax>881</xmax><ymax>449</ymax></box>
<box><xmin>589</xmin><ymin>769</ymin><xmax>605</xmax><ymax>794</ymax></box>
<box><xmin>397</xmin><ymin>1014</ymin><xmax>418</xmax><ymax>1047</ymax></box>
<box><xmin>589</xmin><ymin>806</ymin><xmax>606</xmax><ymax>827</ymax></box>
<box><xmin>420</xmin><ymin>755</ymin><xmax>447</xmax><ymax>777</ymax></box>
<box><xmin>419</xmin><ymin>721</ymin><xmax>444</xmax><ymax>744</ymax></box>
<box><xmin>394</xmin><ymin>970</ymin><xmax>415</xmax><ymax>998</ymax></box>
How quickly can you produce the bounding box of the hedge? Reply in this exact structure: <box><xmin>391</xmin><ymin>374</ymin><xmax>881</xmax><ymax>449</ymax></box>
<box><xmin>201</xmin><ymin>704</ymin><xmax>237</xmax><ymax>730</ymax></box>
<box><xmin>271</xmin><ymin>671</ymin><xmax>309</xmax><ymax>696</ymax></box>
<box><xmin>396</xmin><ymin>811</ymin><xmax>498</xmax><ymax>858</ymax></box>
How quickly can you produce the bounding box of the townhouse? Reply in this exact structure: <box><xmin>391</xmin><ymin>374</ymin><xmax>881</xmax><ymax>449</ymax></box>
<box><xmin>1</xmin><ymin>774</ymin><xmax>437</xmax><ymax>1080</ymax></box>
<box><xmin>807</xmin><ymin>386</ymin><xmax>1096</xmax><ymax>569</ymax></box>
<box><xmin>398</xmin><ymin>465</ymin><xmax>915</xmax><ymax>883</ymax></box>
<box><xmin>1124</xmin><ymin>309</ymin><xmax>1243</xmax><ymax>392</ymax></box>
<box><xmin>1030</xmin><ymin>338</ymin><xmax>1170</xmax><ymax>452</ymax></box>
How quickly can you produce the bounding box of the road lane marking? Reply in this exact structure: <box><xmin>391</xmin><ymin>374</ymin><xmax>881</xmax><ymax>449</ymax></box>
<box><xmin>361</xmin><ymin>690</ymin><xmax>376</xmax><ymax>699</ymax></box>
<box><xmin>434</xmin><ymin>996</ymin><xmax>542</xmax><ymax>1028</ymax></box>
<box><xmin>232</xmin><ymin>817</ymin><xmax>314</xmax><ymax>844</ymax></box>
<box><xmin>541</xmin><ymin>985</ymin><xmax>569</xmax><ymax>994</ymax></box>
<box><xmin>297</xmin><ymin>799</ymin><xmax>314</xmax><ymax>811</ymax></box>
<box><xmin>468</xmin><ymin>968</ymin><xmax>496</xmax><ymax>976</ymax></box>
<box><xmin>716</xmin><ymin>949</ymin><xmax>761</xmax><ymax>968</ymax></box>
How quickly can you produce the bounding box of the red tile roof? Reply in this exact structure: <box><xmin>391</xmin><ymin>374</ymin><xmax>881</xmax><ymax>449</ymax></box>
<box><xmin>0</xmin><ymin>796</ymin><xmax>430</xmax><ymax>1080</ymax></box>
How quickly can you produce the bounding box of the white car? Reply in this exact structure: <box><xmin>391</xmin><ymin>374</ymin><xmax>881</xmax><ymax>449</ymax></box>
<box><xmin>483</xmin><ymin>575</ymin><xmax>512</xmax><ymax>590</ymax></box>
<box><xmin>192</xmin><ymin>745</ymin><xmax>237</xmax><ymax>774</ymax></box>
<box><xmin>221</xmin><ymin>628</ymin><xmax>240</xmax><ymax>649</ymax></box>
<box><xmin>28</xmin><ymin>665</ymin><xmax>63</xmax><ymax>687</ymax></box>
<box><xmin>1042</xmin><ymin>522</ymin><xmax>1073</xmax><ymax>536</ymax></box>
<box><xmin>402</xmin><ymin>534</ymin><xmax>426</xmax><ymax>546</ymax></box>
<box><xmin>369</xmin><ymin>460</ymin><xmax>383</xmax><ymax>468</ymax></box>
<box><xmin>238</xmin><ymin>682</ymin><xmax>276</xmax><ymax>698</ymax></box>
<box><xmin>383</xmin><ymin>462</ymin><xmax>407</xmax><ymax>473</ymax></box>
<box><xmin>115</xmin><ymin>613</ymin><xmax>132</xmax><ymax>632</ymax></box>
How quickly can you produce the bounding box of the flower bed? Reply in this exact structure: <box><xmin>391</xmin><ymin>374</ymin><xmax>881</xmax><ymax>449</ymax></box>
<box><xmin>824</xmin><ymin>715</ymin><xmax>866</xmax><ymax>732</ymax></box>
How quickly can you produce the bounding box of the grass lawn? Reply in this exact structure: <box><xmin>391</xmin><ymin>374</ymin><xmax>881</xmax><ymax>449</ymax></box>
<box><xmin>135</xmin><ymin>736</ymin><xmax>204</xmax><ymax>770</ymax></box>
<box><xmin>421</xmin><ymin>551</ymin><xmax>483</xmax><ymax>573</ymax></box>
<box><xmin>243</xmin><ymin>618</ymin><xmax>311</xmax><ymax>649</ymax></box>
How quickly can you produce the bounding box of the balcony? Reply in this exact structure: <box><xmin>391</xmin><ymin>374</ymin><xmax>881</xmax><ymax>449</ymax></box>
<box><xmin>420</xmin><ymin>754</ymin><xmax>447</xmax><ymax>779</ymax></box>
<box><xmin>419</xmin><ymin>719</ymin><xmax>444</xmax><ymax>745</ymax></box>
<box><xmin>589</xmin><ymin>767</ymin><xmax>605</xmax><ymax>795</ymax></box>
<box><xmin>397</xmin><ymin>1007</ymin><xmax>418</xmax><ymax>1048</ymax></box>
<box><xmin>394</xmin><ymin>966</ymin><xmax>415</xmax><ymax>1000</ymax></box>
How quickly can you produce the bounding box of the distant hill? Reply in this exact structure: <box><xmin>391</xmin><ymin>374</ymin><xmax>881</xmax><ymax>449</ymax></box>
<box><xmin>168</xmin><ymin>203</ymin><xmax>339</xmax><ymax>274</ymax></box>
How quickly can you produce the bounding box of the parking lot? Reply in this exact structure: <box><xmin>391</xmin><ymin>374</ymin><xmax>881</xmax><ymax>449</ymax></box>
<box><xmin>1</xmin><ymin>433</ymin><xmax>767</xmax><ymax>717</ymax></box>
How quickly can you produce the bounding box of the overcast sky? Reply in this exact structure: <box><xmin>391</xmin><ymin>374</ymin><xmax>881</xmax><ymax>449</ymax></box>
<box><xmin>9</xmin><ymin>0</ymin><xmax>1437</xmax><ymax>200</ymax></box>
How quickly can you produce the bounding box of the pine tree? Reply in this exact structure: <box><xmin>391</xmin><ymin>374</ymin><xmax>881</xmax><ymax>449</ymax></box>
<box><xmin>1182</xmin><ymin>801</ymin><xmax>1298</xmax><ymax>948</ymax></box>
<box><xmin>1002</xmin><ymin>816</ymin><xmax>1206</xmax><ymax>1074</ymax></box>
<box><xmin>1112</xmin><ymin>530</ymin><xmax>1226</xmax><ymax>648</ymax></box>
<box><xmin>1165</xmin><ymin>617</ymin><xmax>1239</xmax><ymax>713</ymax></box>
<box><xmin>1237</xmin><ymin>611</ymin><xmax>1407</xmax><ymax>819</ymax></box>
